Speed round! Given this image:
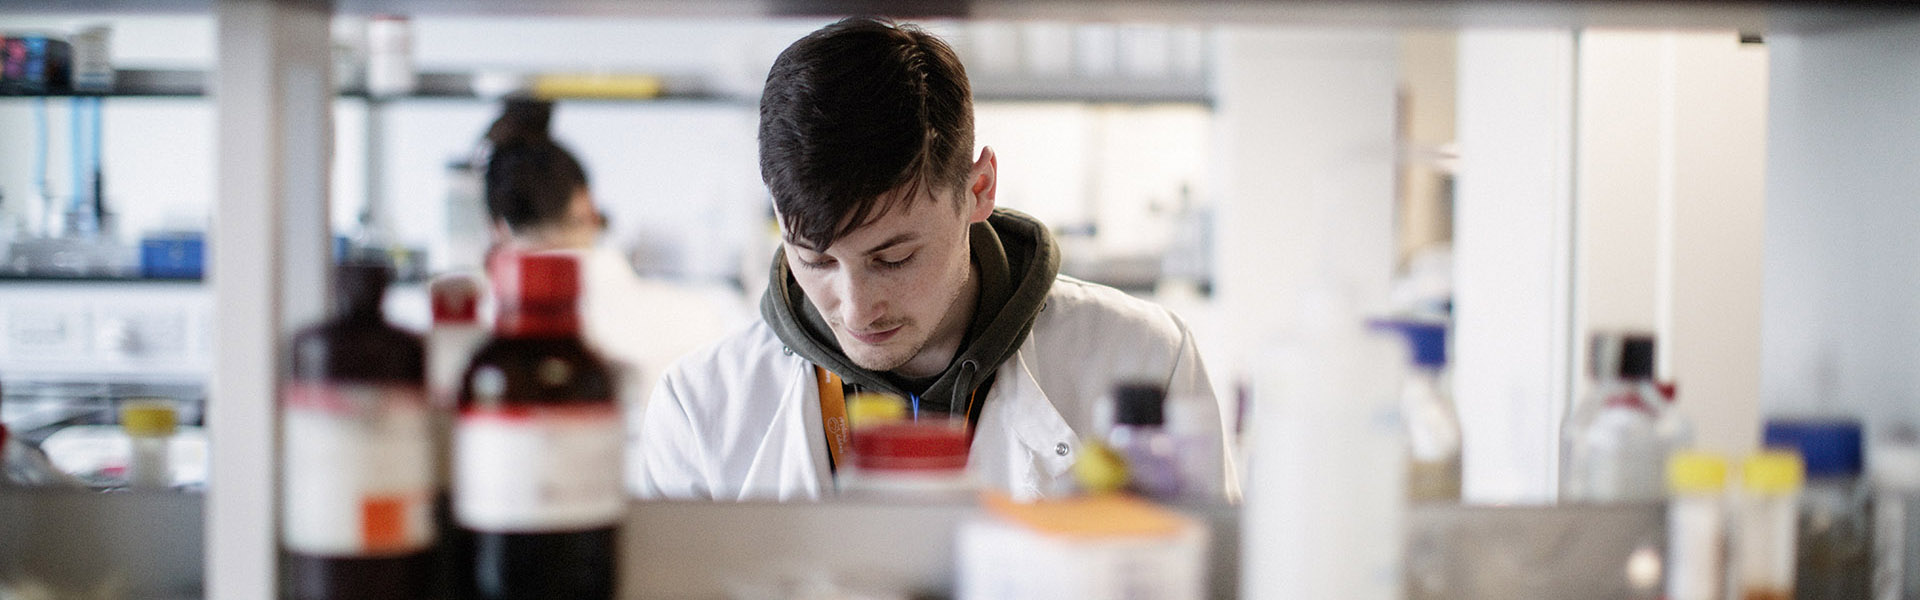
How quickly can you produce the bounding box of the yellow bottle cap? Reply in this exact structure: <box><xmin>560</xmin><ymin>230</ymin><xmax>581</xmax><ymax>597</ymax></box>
<box><xmin>1743</xmin><ymin>450</ymin><xmax>1805</xmax><ymax>495</ymax></box>
<box><xmin>1668</xmin><ymin>450</ymin><xmax>1729</xmax><ymax>494</ymax></box>
<box><xmin>846</xmin><ymin>393</ymin><xmax>908</xmax><ymax>429</ymax></box>
<box><xmin>120</xmin><ymin>400</ymin><xmax>178</xmax><ymax>437</ymax></box>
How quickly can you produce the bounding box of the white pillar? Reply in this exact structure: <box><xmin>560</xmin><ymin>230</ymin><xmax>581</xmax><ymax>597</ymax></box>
<box><xmin>1210</xmin><ymin>27</ymin><xmax>1399</xmax><ymax>390</ymax></box>
<box><xmin>1453</xmin><ymin>29</ymin><xmax>1577</xmax><ymax>504</ymax></box>
<box><xmin>209</xmin><ymin>1</ymin><xmax>332</xmax><ymax>598</ymax></box>
<box><xmin>1213</xmin><ymin>26</ymin><xmax>1401</xmax><ymax>600</ymax></box>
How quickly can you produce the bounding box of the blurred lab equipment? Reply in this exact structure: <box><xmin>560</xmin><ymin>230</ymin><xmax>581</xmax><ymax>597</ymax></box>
<box><xmin>838</xmin><ymin>393</ymin><xmax>975</xmax><ymax>501</ymax></box>
<box><xmin>1873</xmin><ymin>424</ymin><xmax>1920</xmax><ymax>600</ymax></box>
<box><xmin>1766</xmin><ymin>418</ymin><xmax>1872</xmax><ymax>599</ymax></box>
<box><xmin>1740</xmin><ymin>451</ymin><xmax>1806</xmax><ymax>600</ymax></box>
<box><xmin>1666</xmin><ymin>450</ymin><xmax>1731</xmax><ymax>600</ymax></box>
<box><xmin>456</xmin><ymin>252</ymin><xmax>620</xmax><ymax>600</ymax></box>
<box><xmin>1562</xmin><ymin>332</ymin><xmax>1675</xmax><ymax>503</ymax></box>
<box><xmin>118</xmin><ymin>399</ymin><xmax>175</xmax><ymax>490</ymax></box>
<box><xmin>1104</xmin><ymin>381</ymin><xmax>1184</xmax><ymax>501</ymax></box>
<box><xmin>1375</xmin><ymin>319</ymin><xmax>1462</xmax><ymax>502</ymax></box>
<box><xmin>281</xmin><ymin>263</ymin><xmax>433</xmax><ymax>600</ymax></box>
<box><xmin>1243</xmin><ymin>300</ymin><xmax>1408</xmax><ymax>600</ymax></box>
<box><xmin>957</xmin><ymin>493</ymin><xmax>1209</xmax><ymax>600</ymax></box>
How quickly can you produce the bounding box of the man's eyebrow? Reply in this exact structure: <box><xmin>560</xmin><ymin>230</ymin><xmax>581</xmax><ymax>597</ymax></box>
<box><xmin>863</xmin><ymin>233</ymin><xmax>918</xmax><ymax>255</ymax></box>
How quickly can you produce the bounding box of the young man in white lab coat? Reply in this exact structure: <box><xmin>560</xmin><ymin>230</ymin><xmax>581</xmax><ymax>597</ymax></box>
<box><xmin>634</xmin><ymin>17</ymin><xmax>1227</xmax><ymax>501</ymax></box>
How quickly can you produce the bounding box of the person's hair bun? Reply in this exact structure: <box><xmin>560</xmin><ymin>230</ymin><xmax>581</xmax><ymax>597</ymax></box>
<box><xmin>485</xmin><ymin>99</ymin><xmax>556</xmax><ymax>148</ymax></box>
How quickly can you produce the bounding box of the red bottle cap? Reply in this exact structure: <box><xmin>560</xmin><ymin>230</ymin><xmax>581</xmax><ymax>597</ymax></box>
<box><xmin>488</xmin><ymin>250</ymin><xmax>581</xmax><ymax>337</ymax></box>
<box><xmin>430</xmin><ymin>274</ymin><xmax>481</xmax><ymax>324</ymax></box>
<box><xmin>851</xmin><ymin>423</ymin><xmax>970</xmax><ymax>471</ymax></box>
<box><xmin>489</xmin><ymin>250</ymin><xmax>580</xmax><ymax>307</ymax></box>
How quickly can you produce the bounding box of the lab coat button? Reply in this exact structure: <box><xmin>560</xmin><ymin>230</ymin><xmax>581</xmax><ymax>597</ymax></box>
<box><xmin>781</xmin><ymin>346</ymin><xmax>793</xmax><ymax>356</ymax></box>
<box><xmin>1055</xmin><ymin>442</ymin><xmax>1070</xmax><ymax>456</ymax></box>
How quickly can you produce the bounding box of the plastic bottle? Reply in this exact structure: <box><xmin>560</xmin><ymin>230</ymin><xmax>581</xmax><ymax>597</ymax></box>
<box><xmin>1242</xmin><ymin>311</ymin><xmax>1407</xmax><ymax>600</ymax></box>
<box><xmin>365</xmin><ymin>15</ymin><xmax>417</xmax><ymax>97</ymax></box>
<box><xmin>1738</xmin><ymin>451</ymin><xmax>1804</xmax><ymax>600</ymax></box>
<box><xmin>456</xmin><ymin>252</ymin><xmax>620</xmax><ymax>600</ymax></box>
<box><xmin>281</xmin><ymin>262</ymin><xmax>434</xmax><ymax>600</ymax></box>
<box><xmin>1375</xmin><ymin>320</ymin><xmax>1461</xmax><ymax>502</ymax></box>
<box><xmin>1105</xmin><ymin>381</ymin><xmax>1183</xmax><ymax>501</ymax></box>
<box><xmin>120</xmin><ymin>399</ymin><xmax>177</xmax><ymax>490</ymax></box>
<box><xmin>1872</xmin><ymin>424</ymin><xmax>1920</xmax><ymax>600</ymax></box>
<box><xmin>1561</xmin><ymin>332</ymin><xmax>1666</xmax><ymax>503</ymax></box>
<box><xmin>1667</xmin><ymin>450</ymin><xmax>1730</xmax><ymax>600</ymax></box>
<box><xmin>1765</xmin><ymin>418</ymin><xmax>1871</xmax><ymax>600</ymax></box>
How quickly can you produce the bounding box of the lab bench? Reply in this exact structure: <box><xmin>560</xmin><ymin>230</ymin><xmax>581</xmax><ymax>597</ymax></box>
<box><xmin>0</xmin><ymin>489</ymin><xmax>1682</xmax><ymax>600</ymax></box>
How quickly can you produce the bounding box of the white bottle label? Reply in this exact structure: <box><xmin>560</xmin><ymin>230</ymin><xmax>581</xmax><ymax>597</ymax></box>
<box><xmin>281</xmin><ymin>382</ymin><xmax>434</xmax><ymax>556</ymax></box>
<box><xmin>455</xmin><ymin>404</ymin><xmax>624</xmax><ymax>533</ymax></box>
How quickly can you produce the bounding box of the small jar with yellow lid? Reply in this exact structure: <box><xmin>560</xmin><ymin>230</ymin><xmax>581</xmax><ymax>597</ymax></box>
<box><xmin>119</xmin><ymin>399</ymin><xmax>178</xmax><ymax>490</ymax></box>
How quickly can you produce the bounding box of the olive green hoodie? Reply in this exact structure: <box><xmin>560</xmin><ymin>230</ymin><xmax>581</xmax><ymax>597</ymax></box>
<box><xmin>760</xmin><ymin>208</ymin><xmax>1061</xmax><ymax>415</ymax></box>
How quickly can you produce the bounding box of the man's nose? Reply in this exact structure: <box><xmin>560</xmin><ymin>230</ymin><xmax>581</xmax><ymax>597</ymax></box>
<box><xmin>837</xmin><ymin>271</ymin><xmax>886</xmax><ymax>329</ymax></box>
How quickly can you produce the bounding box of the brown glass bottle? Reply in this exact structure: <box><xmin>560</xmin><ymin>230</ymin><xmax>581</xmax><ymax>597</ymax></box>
<box><xmin>282</xmin><ymin>263</ymin><xmax>434</xmax><ymax>600</ymax></box>
<box><xmin>454</xmin><ymin>253</ymin><xmax>619</xmax><ymax>600</ymax></box>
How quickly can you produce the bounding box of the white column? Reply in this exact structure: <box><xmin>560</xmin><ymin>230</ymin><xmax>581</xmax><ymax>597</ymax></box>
<box><xmin>1209</xmin><ymin>27</ymin><xmax>1399</xmax><ymax>391</ymax></box>
<box><xmin>209</xmin><ymin>1</ymin><xmax>332</xmax><ymax>598</ymax></box>
<box><xmin>1453</xmin><ymin>29</ymin><xmax>1577</xmax><ymax>504</ymax></box>
<box><xmin>1663</xmin><ymin>33</ymin><xmax>1768</xmax><ymax>455</ymax></box>
<box><xmin>1213</xmin><ymin>27</ymin><xmax>1401</xmax><ymax>600</ymax></box>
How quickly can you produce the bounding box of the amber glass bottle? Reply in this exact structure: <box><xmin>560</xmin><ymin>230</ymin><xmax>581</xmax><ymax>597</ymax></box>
<box><xmin>455</xmin><ymin>252</ymin><xmax>619</xmax><ymax>600</ymax></box>
<box><xmin>282</xmin><ymin>263</ymin><xmax>434</xmax><ymax>600</ymax></box>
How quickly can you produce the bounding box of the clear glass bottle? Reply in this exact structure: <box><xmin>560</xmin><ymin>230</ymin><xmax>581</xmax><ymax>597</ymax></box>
<box><xmin>1739</xmin><ymin>451</ymin><xmax>1805</xmax><ymax>600</ymax></box>
<box><xmin>1765</xmin><ymin>418</ymin><xmax>1871</xmax><ymax>600</ymax></box>
<box><xmin>119</xmin><ymin>399</ymin><xmax>177</xmax><ymax>490</ymax></box>
<box><xmin>1561</xmin><ymin>332</ymin><xmax>1666</xmax><ymax>503</ymax></box>
<box><xmin>1667</xmin><ymin>450</ymin><xmax>1730</xmax><ymax>600</ymax></box>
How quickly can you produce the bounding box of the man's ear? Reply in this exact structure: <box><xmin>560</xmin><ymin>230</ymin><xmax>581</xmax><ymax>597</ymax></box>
<box><xmin>966</xmin><ymin>146</ymin><xmax>998</xmax><ymax>223</ymax></box>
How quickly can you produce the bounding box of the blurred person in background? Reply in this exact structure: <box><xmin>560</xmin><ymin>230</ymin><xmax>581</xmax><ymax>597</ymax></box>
<box><xmin>634</xmin><ymin>17</ymin><xmax>1229</xmax><ymax>501</ymax></box>
<box><xmin>481</xmin><ymin>100</ymin><xmax>745</xmax><ymax>495</ymax></box>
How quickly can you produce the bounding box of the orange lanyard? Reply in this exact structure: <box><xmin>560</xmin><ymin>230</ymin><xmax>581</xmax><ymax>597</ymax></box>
<box><xmin>814</xmin><ymin>366</ymin><xmax>851</xmax><ymax>471</ymax></box>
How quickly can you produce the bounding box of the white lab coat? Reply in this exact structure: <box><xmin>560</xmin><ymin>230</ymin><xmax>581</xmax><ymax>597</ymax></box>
<box><xmin>633</xmin><ymin>275</ymin><xmax>1227</xmax><ymax>501</ymax></box>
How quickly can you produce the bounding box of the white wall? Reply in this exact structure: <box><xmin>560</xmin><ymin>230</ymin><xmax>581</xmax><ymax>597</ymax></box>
<box><xmin>1763</xmin><ymin>17</ymin><xmax>1920</xmax><ymax>425</ymax></box>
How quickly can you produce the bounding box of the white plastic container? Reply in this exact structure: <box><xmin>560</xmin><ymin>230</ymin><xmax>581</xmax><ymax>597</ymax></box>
<box><xmin>120</xmin><ymin>399</ymin><xmax>177</xmax><ymax>489</ymax></box>
<box><xmin>365</xmin><ymin>15</ymin><xmax>417</xmax><ymax>97</ymax></box>
<box><xmin>1666</xmin><ymin>451</ymin><xmax>1730</xmax><ymax>600</ymax></box>
<box><xmin>1737</xmin><ymin>451</ymin><xmax>1804</xmax><ymax>600</ymax></box>
<box><xmin>958</xmin><ymin>496</ymin><xmax>1208</xmax><ymax>600</ymax></box>
<box><xmin>1243</xmin><ymin>309</ymin><xmax>1408</xmax><ymax>600</ymax></box>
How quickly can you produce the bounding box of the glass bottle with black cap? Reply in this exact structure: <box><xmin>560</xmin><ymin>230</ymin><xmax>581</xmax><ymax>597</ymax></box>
<box><xmin>1560</xmin><ymin>332</ymin><xmax>1670</xmax><ymax>503</ymax></box>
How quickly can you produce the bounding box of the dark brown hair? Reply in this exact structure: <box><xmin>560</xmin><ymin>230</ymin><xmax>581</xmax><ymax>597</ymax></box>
<box><xmin>758</xmin><ymin>17</ymin><xmax>975</xmax><ymax>251</ymax></box>
<box><xmin>484</xmin><ymin>99</ymin><xmax>589</xmax><ymax>232</ymax></box>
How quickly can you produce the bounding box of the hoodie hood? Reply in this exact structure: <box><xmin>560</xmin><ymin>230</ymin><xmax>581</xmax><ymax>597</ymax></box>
<box><xmin>761</xmin><ymin>208</ymin><xmax>1061</xmax><ymax>414</ymax></box>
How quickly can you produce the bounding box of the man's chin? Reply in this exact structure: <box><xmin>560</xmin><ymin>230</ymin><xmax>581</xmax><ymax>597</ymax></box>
<box><xmin>840</xmin><ymin>342</ymin><xmax>914</xmax><ymax>373</ymax></box>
